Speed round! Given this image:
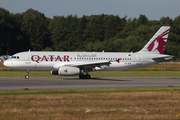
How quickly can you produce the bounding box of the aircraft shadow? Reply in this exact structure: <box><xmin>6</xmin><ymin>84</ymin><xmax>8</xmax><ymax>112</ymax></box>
<box><xmin>61</xmin><ymin>77</ymin><xmax>130</xmax><ymax>82</ymax></box>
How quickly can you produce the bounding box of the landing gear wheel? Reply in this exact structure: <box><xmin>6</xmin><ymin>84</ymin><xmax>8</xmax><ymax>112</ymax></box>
<box><xmin>79</xmin><ymin>74</ymin><xmax>85</xmax><ymax>79</ymax></box>
<box><xmin>25</xmin><ymin>75</ymin><xmax>29</xmax><ymax>79</ymax></box>
<box><xmin>79</xmin><ymin>74</ymin><xmax>91</xmax><ymax>79</ymax></box>
<box><xmin>25</xmin><ymin>70</ymin><xmax>29</xmax><ymax>79</ymax></box>
<box><xmin>85</xmin><ymin>74</ymin><xmax>91</xmax><ymax>79</ymax></box>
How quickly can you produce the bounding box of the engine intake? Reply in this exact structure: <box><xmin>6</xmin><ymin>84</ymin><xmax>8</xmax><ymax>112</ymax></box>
<box><xmin>51</xmin><ymin>71</ymin><xmax>58</xmax><ymax>75</ymax></box>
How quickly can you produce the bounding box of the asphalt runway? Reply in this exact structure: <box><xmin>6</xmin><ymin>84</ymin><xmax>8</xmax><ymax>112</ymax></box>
<box><xmin>0</xmin><ymin>77</ymin><xmax>180</xmax><ymax>90</ymax></box>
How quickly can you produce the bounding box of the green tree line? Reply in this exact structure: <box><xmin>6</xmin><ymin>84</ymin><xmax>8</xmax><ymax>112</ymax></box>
<box><xmin>0</xmin><ymin>8</ymin><xmax>179</xmax><ymax>58</ymax></box>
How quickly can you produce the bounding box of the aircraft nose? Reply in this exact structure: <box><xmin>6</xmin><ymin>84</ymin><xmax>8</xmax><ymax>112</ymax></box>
<box><xmin>3</xmin><ymin>61</ymin><xmax>7</xmax><ymax>67</ymax></box>
<box><xmin>3</xmin><ymin>61</ymin><xmax>10</xmax><ymax>67</ymax></box>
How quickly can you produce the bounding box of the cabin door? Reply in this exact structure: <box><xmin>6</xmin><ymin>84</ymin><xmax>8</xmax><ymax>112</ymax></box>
<box><xmin>136</xmin><ymin>54</ymin><xmax>142</xmax><ymax>64</ymax></box>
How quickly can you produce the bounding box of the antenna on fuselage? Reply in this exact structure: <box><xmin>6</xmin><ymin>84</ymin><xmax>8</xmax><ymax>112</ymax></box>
<box><xmin>28</xmin><ymin>49</ymin><xmax>31</xmax><ymax>52</ymax></box>
<box><xmin>102</xmin><ymin>50</ymin><xmax>104</xmax><ymax>53</ymax></box>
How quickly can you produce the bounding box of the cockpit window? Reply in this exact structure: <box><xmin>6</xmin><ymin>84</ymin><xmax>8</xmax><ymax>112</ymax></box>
<box><xmin>10</xmin><ymin>56</ymin><xmax>20</xmax><ymax>59</ymax></box>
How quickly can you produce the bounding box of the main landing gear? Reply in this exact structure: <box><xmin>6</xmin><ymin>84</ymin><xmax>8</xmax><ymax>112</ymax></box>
<box><xmin>25</xmin><ymin>70</ymin><xmax>29</xmax><ymax>79</ymax></box>
<box><xmin>79</xmin><ymin>74</ymin><xmax>91</xmax><ymax>79</ymax></box>
<box><xmin>79</xmin><ymin>69</ymin><xmax>91</xmax><ymax>79</ymax></box>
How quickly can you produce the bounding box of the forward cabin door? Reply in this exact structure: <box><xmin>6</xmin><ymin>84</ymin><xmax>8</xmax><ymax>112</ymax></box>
<box><xmin>25</xmin><ymin>53</ymin><xmax>38</xmax><ymax>69</ymax></box>
<box><xmin>25</xmin><ymin>53</ymin><xmax>31</xmax><ymax>64</ymax></box>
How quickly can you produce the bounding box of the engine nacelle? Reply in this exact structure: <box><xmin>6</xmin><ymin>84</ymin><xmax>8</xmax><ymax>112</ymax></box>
<box><xmin>93</xmin><ymin>66</ymin><xmax>104</xmax><ymax>71</ymax></box>
<box><xmin>58</xmin><ymin>66</ymin><xmax>80</xmax><ymax>76</ymax></box>
<box><xmin>51</xmin><ymin>71</ymin><xmax>58</xmax><ymax>75</ymax></box>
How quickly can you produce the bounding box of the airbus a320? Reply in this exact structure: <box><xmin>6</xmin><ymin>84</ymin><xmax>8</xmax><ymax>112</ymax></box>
<box><xmin>3</xmin><ymin>26</ymin><xmax>173</xmax><ymax>79</ymax></box>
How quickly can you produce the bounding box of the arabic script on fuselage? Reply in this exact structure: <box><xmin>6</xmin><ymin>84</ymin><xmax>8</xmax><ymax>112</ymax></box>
<box><xmin>77</xmin><ymin>54</ymin><xmax>97</xmax><ymax>58</ymax></box>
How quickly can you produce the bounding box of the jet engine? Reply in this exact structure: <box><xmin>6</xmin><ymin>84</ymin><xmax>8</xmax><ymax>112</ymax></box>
<box><xmin>51</xmin><ymin>71</ymin><xmax>58</xmax><ymax>75</ymax></box>
<box><xmin>58</xmin><ymin>66</ymin><xmax>80</xmax><ymax>76</ymax></box>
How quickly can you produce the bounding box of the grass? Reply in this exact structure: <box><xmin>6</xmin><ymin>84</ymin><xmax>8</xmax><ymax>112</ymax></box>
<box><xmin>1</xmin><ymin>61</ymin><xmax>180</xmax><ymax>119</ymax></box>
<box><xmin>0</xmin><ymin>62</ymin><xmax>180</xmax><ymax>77</ymax></box>
<box><xmin>0</xmin><ymin>70</ymin><xmax>180</xmax><ymax>78</ymax></box>
<box><xmin>1</xmin><ymin>87</ymin><xmax>180</xmax><ymax>120</ymax></box>
<box><xmin>0</xmin><ymin>87</ymin><xmax>180</xmax><ymax>96</ymax></box>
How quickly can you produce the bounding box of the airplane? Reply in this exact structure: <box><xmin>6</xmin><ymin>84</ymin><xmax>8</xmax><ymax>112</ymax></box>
<box><xmin>3</xmin><ymin>26</ymin><xmax>173</xmax><ymax>79</ymax></box>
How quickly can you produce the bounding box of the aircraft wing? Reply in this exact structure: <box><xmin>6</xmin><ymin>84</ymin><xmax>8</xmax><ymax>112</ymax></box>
<box><xmin>53</xmin><ymin>60</ymin><xmax>111</xmax><ymax>70</ymax></box>
<box><xmin>66</xmin><ymin>60</ymin><xmax>110</xmax><ymax>67</ymax></box>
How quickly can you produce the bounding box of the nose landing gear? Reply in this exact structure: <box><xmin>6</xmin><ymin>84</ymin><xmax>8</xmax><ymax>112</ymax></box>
<box><xmin>25</xmin><ymin>70</ymin><xmax>29</xmax><ymax>79</ymax></box>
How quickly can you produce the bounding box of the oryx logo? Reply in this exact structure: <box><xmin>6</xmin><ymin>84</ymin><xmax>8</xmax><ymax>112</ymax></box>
<box><xmin>116</xmin><ymin>58</ymin><xmax>120</xmax><ymax>63</ymax></box>
<box><xmin>147</xmin><ymin>29</ymin><xmax>170</xmax><ymax>54</ymax></box>
<box><xmin>64</xmin><ymin>69</ymin><xmax>68</xmax><ymax>73</ymax></box>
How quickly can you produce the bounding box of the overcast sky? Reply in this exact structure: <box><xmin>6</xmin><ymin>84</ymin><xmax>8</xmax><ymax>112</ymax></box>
<box><xmin>1</xmin><ymin>0</ymin><xmax>180</xmax><ymax>20</ymax></box>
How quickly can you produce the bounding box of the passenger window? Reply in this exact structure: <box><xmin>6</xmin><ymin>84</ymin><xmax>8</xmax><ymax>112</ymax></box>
<box><xmin>17</xmin><ymin>56</ymin><xmax>19</xmax><ymax>59</ymax></box>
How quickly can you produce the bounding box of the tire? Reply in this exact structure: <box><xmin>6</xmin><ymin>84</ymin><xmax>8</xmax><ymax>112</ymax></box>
<box><xmin>79</xmin><ymin>74</ymin><xmax>84</xmax><ymax>79</ymax></box>
<box><xmin>25</xmin><ymin>75</ymin><xmax>29</xmax><ymax>79</ymax></box>
<box><xmin>85</xmin><ymin>74</ymin><xmax>91</xmax><ymax>79</ymax></box>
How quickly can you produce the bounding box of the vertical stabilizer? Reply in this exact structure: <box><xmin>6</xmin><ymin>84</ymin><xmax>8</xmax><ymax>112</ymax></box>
<box><xmin>138</xmin><ymin>26</ymin><xmax>170</xmax><ymax>54</ymax></box>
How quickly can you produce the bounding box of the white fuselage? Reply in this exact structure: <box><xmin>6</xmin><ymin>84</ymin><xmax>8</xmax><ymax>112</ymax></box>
<box><xmin>3</xmin><ymin>26</ymin><xmax>172</xmax><ymax>79</ymax></box>
<box><xmin>3</xmin><ymin>51</ymin><xmax>163</xmax><ymax>71</ymax></box>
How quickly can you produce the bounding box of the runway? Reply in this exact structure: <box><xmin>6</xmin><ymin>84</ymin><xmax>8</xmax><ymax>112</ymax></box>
<box><xmin>0</xmin><ymin>77</ymin><xmax>180</xmax><ymax>90</ymax></box>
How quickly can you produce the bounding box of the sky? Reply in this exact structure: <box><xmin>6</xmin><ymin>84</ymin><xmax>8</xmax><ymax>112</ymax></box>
<box><xmin>0</xmin><ymin>0</ymin><xmax>180</xmax><ymax>20</ymax></box>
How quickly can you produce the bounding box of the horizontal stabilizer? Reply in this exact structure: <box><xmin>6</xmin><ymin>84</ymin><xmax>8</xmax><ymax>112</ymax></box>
<box><xmin>151</xmin><ymin>55</ymin><xmax>174</xmax><ymax>62</ymax></box>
